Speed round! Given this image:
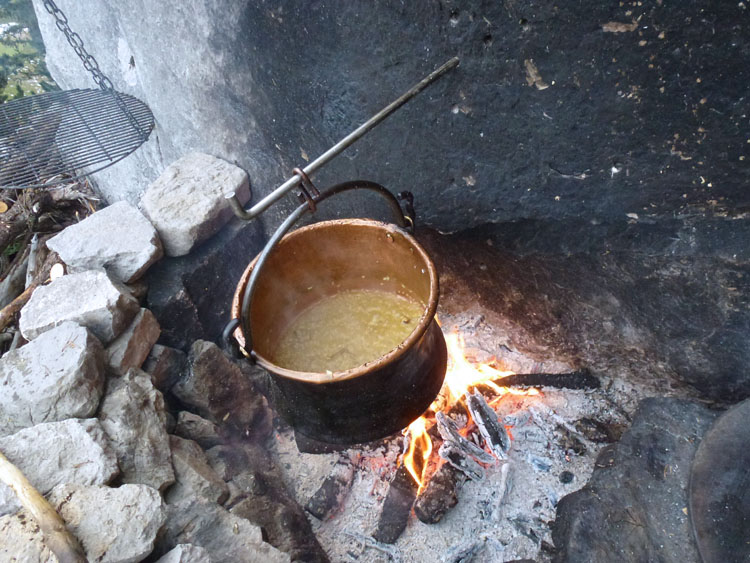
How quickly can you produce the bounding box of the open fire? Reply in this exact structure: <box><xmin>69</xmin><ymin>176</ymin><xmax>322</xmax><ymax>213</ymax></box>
<box><xmin>403</xmin><ymin>331</ymin><xmax>540</xmax><ymax>490</ymax></box>
<box><xmin>272</xmin><ymin>311</ymin><xmax>638</xmax><ymax>562</ymax></box>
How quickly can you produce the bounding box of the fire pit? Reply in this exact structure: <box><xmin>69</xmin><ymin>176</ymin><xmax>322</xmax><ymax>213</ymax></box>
<box><xmin>269</xmin><ymin>308</ymin><xmax>637</xmax><ymax>562</ymax></box>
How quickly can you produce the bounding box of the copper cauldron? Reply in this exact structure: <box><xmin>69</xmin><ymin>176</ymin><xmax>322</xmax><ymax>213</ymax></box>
<box><xmin>226</xmin><ymin>181</ymin><xmax>447</xmax><ymax>445</ymax></box>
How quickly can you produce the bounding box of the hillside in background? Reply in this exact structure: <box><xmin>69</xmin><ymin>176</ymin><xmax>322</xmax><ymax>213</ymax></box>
<box><xmin>0</xmin><ymin>0</ymin><xmax>56</xmax><ymax>102</ymax></box>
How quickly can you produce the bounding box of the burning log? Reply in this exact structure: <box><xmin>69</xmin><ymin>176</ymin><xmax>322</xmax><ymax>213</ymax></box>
<box><xmin>372</xmin><ymin>465</ymin><xmax>417</xmax><ymax>544</ymax></box>
<box><xmin>435</xmin><ymin>411</ymin><xmax>493</xmax><ymax>464</ymax></box>
<box><xmin>439</xmin><ymin>442</ymin><xmax>485</xmax><ymax>481</ymax></box>
<box><xmin>494</xmin><ymin>369</ymin><xmax>600</xmax><ymax>390</ymax></box>
<box><xmin>466</xmin><ymin>390</ymin><xmax>510</xmax><ymax>459</ymax></box>
<box><xmin>413</xmin><ymin>462</ymin><xmax>465</xmax><ymax>524</ymax></box>
<box><xmin>305</xmin><ymin>456</ymin><xmax>356</xmax><ymax>520</ymax></box>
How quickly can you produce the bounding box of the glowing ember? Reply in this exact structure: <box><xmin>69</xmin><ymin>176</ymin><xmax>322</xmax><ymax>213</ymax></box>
<box><xmin>402</xmin><ymin>330</ymin><xmax>540</xmax><ymax>487</ymax></box>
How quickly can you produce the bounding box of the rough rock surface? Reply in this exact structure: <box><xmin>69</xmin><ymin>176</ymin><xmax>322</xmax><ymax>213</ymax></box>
<box><xmin>158</xmin><ymin>495</ymin><xmax>290</xmax><ymax>563</ymax></box>
<box><xmin>171</xmin><ymin>340</ymin><xmax>271</xmax><ymax>437</ymax></box>
<box><xmin>155</xmin><ymin>544</ymin><xmax>211</xmax><ymax>563</ymax></box>
<box><xmin>0</xmin><ymin>510</ymin><xmax>56</xmax><ymax>562</ymax></box>
<box><xmin>98</xmin><ymin>369</ymin><xmax>174</xmax><ymax>491</ymax></box>
<box><xmin>106</xmin><ymin>307</ymin><xmax>161</xmax><ymax>374</ymax></box>
<box><xmin>142</xmin><ymin>343</ymin><xmax>188</xmax><ymax>392</ymax></box>
<box><xmin>49</xmin><ymin>483</ymin><xmax>166</xmax><ymax>563</ymax></box>
<box><xmin>166</xmin><ymin>435</ymin><xmax>229</xmax><ymax>505</ymax></box>
<box><xmin>145</xmin><ymin>217</ymin><xmax>265</xmax><ymax>349</ymax></box>
<box><xmin>174</xmin><ymin>411</ymin><xmax>222</xmax><ymax>449</ymax></box>
<box><xmin>552</xmin><ymin>397</ymin><xmax>719</xmax><ymax>563</ymax></box>
<box><xmin>422</xmin><ymin>225</ymin><xmax>750</xmax><ymax>401</ymax></box>
<box><xmin>33</xmin><ymin>1</ymin><xmax>749</xmax><ymax>236</ymax></box>
<box><xmin>0</xmin><ymin>419</ymin><xmax>118</xmax><ymax>516</ymax></box>
<box><xmin>46</xmin><ymin>200</ymin><xmax>164</xmax><ymax>283</ymax></box>
<box><xmin>139</xmin><ymin>153</ymin><xmax>250</xmax><ymax>257</ymax></box>
<box><xmin>0</xmin><ymin>322</ymin><xmax>105</xmax><ymax>437</ymax></box>
<box><xmin>19</xmin><ymin>270</ymin><xmax>140</xmax><ymax>343</ymax></box>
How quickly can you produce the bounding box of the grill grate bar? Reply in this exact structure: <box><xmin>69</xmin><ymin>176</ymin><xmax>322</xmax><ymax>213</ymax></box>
<box><xmin>0</xmin><ymin>88</ymin><xmax>154</xmax><ymax>189</ymax></box>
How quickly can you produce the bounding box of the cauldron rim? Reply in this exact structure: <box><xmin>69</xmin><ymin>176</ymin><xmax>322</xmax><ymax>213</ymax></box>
<box><xmin>231</xmin><ymin>218</ymin><xmax>440</xmax><ymax>384</ymax></box>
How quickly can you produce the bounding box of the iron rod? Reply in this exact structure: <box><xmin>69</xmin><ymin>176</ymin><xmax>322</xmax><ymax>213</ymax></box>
<box><xmin>227</xmin><ymin>56</ymin><xmax>459</xmax><ymax>220</ymax></box>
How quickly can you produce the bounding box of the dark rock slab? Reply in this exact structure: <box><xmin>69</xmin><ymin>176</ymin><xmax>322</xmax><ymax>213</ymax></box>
<box><xmin>145</xmin><ymin>218</ymin><xmax>265</xmax><ymax>351</ymax></box>
<box><xmin>174</xmin><ymin>411</ymin><xmax>222</xmax><ymax>449</ymax></box>
<box><xmin>224</xmin><ymin>444</ymin><xmax>330</xmax><ymax>563</ymax></box>
<box><xmin>689</xmin><ymin>398</ymin><xmax>750</xmax><ymax>563</ymax></box>
<box><xmin>171</xmin><ymin>340</ymin><xmax>272</xmax><ymax>438</ymax></box>
<box><xmin>552</xmin><ymin>397</ymin><xmax>720</xmax><ymax>563</ymax></box>
<box><xmin>157</xmin><ymin>495</ymin><xmax>289</xmax><ymax>563</ymax></box>
<box><xmin>166</xmin><ymin>435</ymin><xmax>229</xmax><ymax>505</ymax></box>
<box><xmin>143</xmin><ymin>343</ymin><xmax>188</xmax><ymax>392</ymax></box>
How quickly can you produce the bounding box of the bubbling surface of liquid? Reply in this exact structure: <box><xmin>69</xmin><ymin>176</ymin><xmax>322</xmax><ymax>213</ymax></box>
<box><xmin>272</xmin><ymin>289</ymin><xmax>425</xmax><ymax>373</ymax></box>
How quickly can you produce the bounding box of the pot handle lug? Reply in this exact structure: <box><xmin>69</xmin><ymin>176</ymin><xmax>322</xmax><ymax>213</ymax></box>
<box><xmin>222</xmin><ymin>317</ymin><xmax>254</xmax><ymax>362</ymax></box>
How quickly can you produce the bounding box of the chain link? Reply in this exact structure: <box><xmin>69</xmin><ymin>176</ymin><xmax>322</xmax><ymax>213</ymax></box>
<box><xmin>43</xmin><ymin>0</ymin><xmax>112</xmax><ymax>91</ymax></box>
<box><xmin>41</xmin><ymin>0</ymin><xmax>148</xmax><ymax>139</ymax></box>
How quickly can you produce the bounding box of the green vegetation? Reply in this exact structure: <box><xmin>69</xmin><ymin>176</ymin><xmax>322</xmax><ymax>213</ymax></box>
<box><xmin>0</xmin><ymin>0</ymin><xmax>57</xmax><ymax>103</ymax></box>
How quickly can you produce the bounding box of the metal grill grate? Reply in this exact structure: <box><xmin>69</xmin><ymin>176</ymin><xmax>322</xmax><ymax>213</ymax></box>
<box><xmin>0</xmin><ymin>88</ymin><xmax>154</xmax><ymax>189</ymax></box>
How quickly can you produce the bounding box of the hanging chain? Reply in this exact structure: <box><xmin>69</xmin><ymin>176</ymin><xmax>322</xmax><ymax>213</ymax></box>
<box><xmin>42</xmin><ymin>0</ymin><xmax>113</xmax><ymax>91</ymax></box>
<box><xmin>41</xmin><ymin>0</ymin><xmax>149</xmax><ymax>140</ymax></box>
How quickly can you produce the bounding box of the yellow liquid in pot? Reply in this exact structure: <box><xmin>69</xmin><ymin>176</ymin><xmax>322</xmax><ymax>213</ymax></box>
<box><xmin>272</xmin><ymin>289</ymin><xmax>426</xmax><ymax>373</ymax></box>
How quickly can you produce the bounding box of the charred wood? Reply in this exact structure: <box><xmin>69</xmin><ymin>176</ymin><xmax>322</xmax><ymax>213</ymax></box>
<box><xmin>305</xmin><ymin>456</ymin><xmax>356</xmax><ymax>520</ymax></box>
<box><xmin>439</xmin><ymin>442</ymin><xmax>485</xmax><ymax>482</ymax></box>
<box><xmin>0</xmin><ymin>250</ymin><xmax>61</xmax><ymax>333</ymax></box>
<box><xmin>372</xmin><ymin>465</ymin><xmax>417</xmax><ymax>544</ymax></box>
<box><xmin>436</xmin><ymin>411</ymin><xmax>493</xmax><ymax>464</ymax></box>
<box><xmin>413</xmin><ymin>462</ymin><xmax>465</xmax><ymax>524</ymax></box>
<box><xmin>490</xmin><ymin>461</ymin><xmax>513</xmax><ymax>521</ymax></box>
<box><xmin>493</xmin><ymin>369</ymin><xmax>600</xmax><ymax>390</ymax></box>
<box><xmin>466</xmin><ymin>391</ymin><xmax>510</xmax><ymax>459</ymax></box>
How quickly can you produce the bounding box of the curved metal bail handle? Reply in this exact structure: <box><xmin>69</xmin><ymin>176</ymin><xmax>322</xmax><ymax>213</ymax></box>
<box><xmin>229</xmin><ymin>181</ymin><xmax>412</xmax><ymax>359</ymax></box>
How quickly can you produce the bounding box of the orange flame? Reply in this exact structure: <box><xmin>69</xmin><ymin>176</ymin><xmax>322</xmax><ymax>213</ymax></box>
<box><xmin>403</xmin><ymin>416</ymin><xmax>432</xmax><ymax>490</ymax></box>
<box><xmin>402</xmin><ymin>330</ymin><xmax>540</xmax><ymax>487</ymax></box>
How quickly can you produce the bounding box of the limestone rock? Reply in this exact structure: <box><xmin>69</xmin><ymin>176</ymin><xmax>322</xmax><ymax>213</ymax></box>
<box><xmin>171</xmin><ymin>340</ymin><xmax>271</xmax><ymax>437</ymax></box>
<box><xmin>49</xmin><ymin>483</ymin><xmax>166</xmax><ymax>563</ymax></box>
<box><xmin>46</xmin><ymin>201</ymin><xmax>164</xmax><ymax>283</ymax></box>
<box><xmin>166</xmin><ymin>435</ymin><xmax>229</xmax><ymax>505</ymax></box>
<box><xmin>158</xmin><ymin>495</ymin><xmax>290</xmax><ymax>563</ymax></box>
<box><xmin>99</xmin><ymin>369</ymin><xmax>175</xmax><ymax>491</ymax></box>
<box><xmin>155</xmin><ymin>544</ymin><xmax>211</xmax><ymax>563</ymax></box>
<box><xmin>0</xmin><ymin>510</ymin><xmax>55</xmax><ymax>562</ymax></box>
<box><xmin>140</xmin><ymin>153</ymin><xmax>250</xmax><ymax>257</ymax></box>
<box><xmin>19</xmin><ymin>270</ymin><xmax>140</xmax><ymax>343</ymax></box>
<box><xmin>106</xmin><ymin>308</ymin><xmax>161</xmax><ymax>375</ymax></box>
<box><xmin>0</xmin><ymin>419</ymin><xmax>118</xmax><ymax>516</ymax></box>
<box><xmin>174</xmin><ymin>411</ymin><xmax>222</xmax><ymax>449</ymax></box>
<box><xmin>142</xmin><ymin>343</ymin><xmax>187</xmax><ymax>392</ymax></box>
<box><xmin>0</xmin><ymin>322</ymin><xmax>105</xmax><ymax>437</ymax></box>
